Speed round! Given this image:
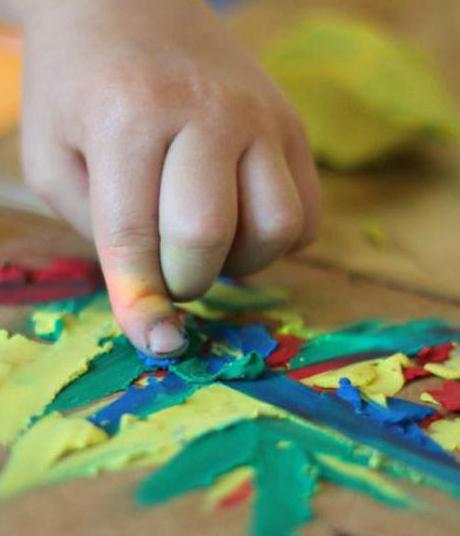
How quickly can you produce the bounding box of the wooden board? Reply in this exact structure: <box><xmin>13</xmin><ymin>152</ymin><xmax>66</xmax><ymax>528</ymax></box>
<box><xmin>1</xmin><ymin>207</ymin><xmax>460</xmax><ymax>535</ymax></box>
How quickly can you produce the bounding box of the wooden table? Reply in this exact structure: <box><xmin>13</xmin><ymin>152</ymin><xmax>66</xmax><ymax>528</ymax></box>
<box><xmin>1</xmin><ymin>1</ymin><xmax>460</xmax><ymax>534</ymax></box>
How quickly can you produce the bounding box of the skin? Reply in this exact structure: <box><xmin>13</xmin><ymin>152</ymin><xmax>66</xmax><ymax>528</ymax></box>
<box><xmin>1</xmin><ymin>0</ymin><xmax>320</xmax><ymax>357</ymax></box>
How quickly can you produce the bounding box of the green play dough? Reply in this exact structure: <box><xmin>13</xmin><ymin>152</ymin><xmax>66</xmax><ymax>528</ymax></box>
<box><xmin>136</xmin><ymin>420</ymin><xmax>258</xmax><ymax>504</ymax></box>
<box><xmin>252</xmin><ymin>432</ymin><xmax>316</xmax><ymax>536</ymax></box>
<box><xmin>45</xmin><ymin>335</ymin><xmax>145</xmax><ymax>414</ymax></box>
<box><xmin>171</xmin><ymin>352</ymin><xmax>266</xmax><ymax>383</ymax></box>
<box><xmin>136</xmin><ymin>417</ymin><xmax>414</xmax><ymax>535</ymax></box>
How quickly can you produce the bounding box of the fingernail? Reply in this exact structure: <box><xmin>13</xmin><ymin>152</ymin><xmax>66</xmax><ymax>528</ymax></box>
<box><xmin>149</xmin><ymin>320</ymin><xmax>189</xmax><ymax>358</ymax></box>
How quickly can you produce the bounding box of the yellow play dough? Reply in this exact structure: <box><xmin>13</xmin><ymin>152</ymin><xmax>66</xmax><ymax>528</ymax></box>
<box><xmin>304</xmin><ymin>360</ymin><xmax>377</xmax><ymax>389</ymax></box>
<box><xmin>264</xmin><ymin>308</ymin><xmax>320</xmax><ymax>339</ymax></box>
<box><xmin>30</xmin><ymin>309</ymin><xmax>66</xmax><ymax>339</ymax></box>
<box><xmin>427</xmin><ymin>419</ymin><xmax>460</xmax><ymax>452</ymax></box>
<box><xmin>0</xmin><ymin>385</ymin><xmax>285</xmax><ymax>497</ymax></box>
<box><xmin>204</xmin><ymin>466</ymin><xmax>254</xmax><ymax>511</ymax></box>
<box><xmin>0</xmin><ymin>412</ymin><xmax>107</xmax><ymax>498</ymax></box>
<box><xmin>176</xmin><ymin>300</ymin><xmax>225</xmax><ymax>320</ymax></box>
<box><xmin>49</xmin><ymin>385</ymin><xmax>285</xmax><ymax>479</ymax></box>
<box><xmin>362</xmin><ymin>353</ymin><xmax>411</xmax><ymax>402</ymax></box>
<box><xmin>304</xmin><ymin>353</ymin><xmax>411</xmax><ymax>403</ymax></box>
<box><xmin>420</xmin><ymin>392</ymin><xmax>440</xmax><ymax>406</ymax></box>
<box><xmin>0</xmin><ymin>298</ymin><xmax>119</xmax><ymax>445</ymax></box>
<box><xmin>424</xmin><ymin>354</ymin><xmax>460</xmax><ymax>380</ymax></box>
<box><xmin>262</xmin><ymin>16</ymin><xmax>459</xmax><ymax>170</ymax></box>
<box><xmin>316</xmin><ymin>453</ymin><xmax>411</xmax><ymax>505</ymax></box>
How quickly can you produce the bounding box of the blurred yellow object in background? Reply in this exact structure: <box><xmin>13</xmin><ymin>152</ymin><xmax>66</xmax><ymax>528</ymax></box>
<box><xmin>263</xmin><ymin>16</ymin><xmax>460</xmax><ymax>170</ymax></box>
<box><xmin>0</xmin><ymin>25</ymin><xmax>21</xmax><ymax>136</ymax></box>
<box><xmin>1</xmin><ymin>17</ymin><xmax>458</xmax><ymax>171</ymax></box>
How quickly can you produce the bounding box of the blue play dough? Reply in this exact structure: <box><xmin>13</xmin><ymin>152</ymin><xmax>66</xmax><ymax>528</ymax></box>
<box><xmin>336</xmin><ymin>378</ymin><xmax>435</xmax><ymax>422</ymax></box>
<box><xmin>89</xmin><ymin>372</ymin><xmax>194</xmax><ymax>434</ymax></box>
<box><xmin>336</xmin><ymin>378</ymin><xmax>447</xmax><ymax>458</ymax></box>
<box><xmin>206</xmin><ymin>355</ymin><xmax>230</xmax><ymax>375</ymax></box>
<box><xmin>238</xmin><ymin>325</ymin><xmax>278</xmax><ymax>358</ymax></box>
<box><xmin>229</xmin><ymin>373</ymin><xmax>460</xmax><ymax>492</ymax></box>
<box><xmin>206</xmin><ymin>323</ymin><xmax>278</xmax><ymax>360</ymax></box>
<box><xmin>135</xmin><ymin>323</ymin><xmax>277</xmax><ymax>381</ymax></box>
<box><xmin>136</xmin><ymin>323</ymin><xmax>277</xmax><ymax>371</ymax></box>
<box><xmin>136</xmin><ymin>350</ymin><xmax>179</xmax><ymax>369</ymax></box>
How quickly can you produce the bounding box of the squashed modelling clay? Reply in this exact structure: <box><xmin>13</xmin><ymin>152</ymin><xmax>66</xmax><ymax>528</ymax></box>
<box><xmin>428</xmin><ymin>419</ymin><xmax>460</xmax><ymax>452</ymax></box>
<box><xmin>0</xmin><ymin>385</ymin><xmax>284</xmax><ymax>497</ymax></box>
<box><xmin>0</xmin><ymin>257</ymin><xmax>104</xmax><ymax>304</ymax></box>
<box><xmin>2</xmin><ymin>273</ymin><xmax>460</xmax><ymax>534</ymax></box>
<box><xmin>424</xmin><ymin>354</ymin><xmax>460</xmax><ymax>380</ymax></box>
<box><xmin>136</xmin><ymin>418</ymin><xmax>413</xmax><ymax>536</ymax></box>
<box><xmin>0</xmin><ymin>412</ymin><xmax>107</xmax><ymax>498</ymax></box>
<box><xmin>46</xmin><ymin>335</ymin><xmax>147</xmax><ymax>414</ymax></box>
<box><xmin>0</xmin><ymin>297</ymin><xmax>118</xmax><ymax>444</ymax></box>
<box><xmin>290</xmin><ymin>320</ymin><xmax>460</xmax><ymax>369</ymax></box>
<box><xmin>422</xmin><ymin>380</ymin><xmax>460</xmax><ymax>412</ymax></box>
<box><xmin>303</xmin><ymin>353</ymin><xmax>411</xmax><ymax>403</ymax></box>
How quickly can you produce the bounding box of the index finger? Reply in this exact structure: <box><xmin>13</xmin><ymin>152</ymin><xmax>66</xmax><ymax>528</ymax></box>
<box><xmin>86</xmin><ymin>127</ymin><xmax>187</xmax><ymax>358</ymax></box>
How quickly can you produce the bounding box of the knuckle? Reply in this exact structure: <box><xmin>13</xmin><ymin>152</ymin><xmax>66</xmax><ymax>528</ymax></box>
<box><xmin>259</xmin><ymin>209</ymin><xmax>303</xmax><ymax>247</ymax></box>
<box><xmin>95</xmin><ymin>90</ymin><xmax>147</xmax><ymax>136</ymax></box>
<box><xmin>290</xmin><ymin>210</ymin><xmax>320</xmax><ymax>252</ymax></box>
<box><xmin>196</xmin><ymin>81</ymin><xmax>258</xmax><ymax>130</ymax></box>
<box><xmin>22</xmin><ymin>160</ymin><xmax>53</xmax><ymax>202</ymax></box>
<box><xmin>87</xmin><ymin>71</ymin><xmax>166</xmax><ymax>136</ymax></box>
<box><xmin>195</xmin><ymin>79</ymin><xmax>235</xmax><ymax>112</ymax></box>
<box><xmin>104</xmin><ymin>223</ymin><xmax>156</xmax><ymax>259</ymax></box>
<box><xmin>165</xmin><ymin>216</ymin><xmax>233</xmax><ymax>254</ymax></box>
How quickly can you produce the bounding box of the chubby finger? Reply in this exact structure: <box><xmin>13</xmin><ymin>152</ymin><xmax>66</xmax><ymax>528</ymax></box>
<box><xmin>284</xmin><ymin>121</ymin><xmax>321</xmax><ymax>250</ymax></box>
<box><xmin>22</xmin><ymin>125</ymin><xmax>92</xmax><ymax>239</ymax></box>
<box><xmin>86</xmin><ymin>127</ymin><xmax>187</xmax><ymax>358</ymax></box>
<box><xmin>223</xmin><ymin>141</ymin><xmax>304</xmax><ymax>276</ymax></box>
<box><xmin>159</xmin><ymin>123</ymin><xmax>238</xmax><ymax>301</ymax></box>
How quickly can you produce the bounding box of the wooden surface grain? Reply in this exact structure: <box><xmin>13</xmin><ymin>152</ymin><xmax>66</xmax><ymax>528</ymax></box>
<box><xmin>1</xmin><ymin>0</ymin><xmax>460</xmax><ymax>534</ymax></box>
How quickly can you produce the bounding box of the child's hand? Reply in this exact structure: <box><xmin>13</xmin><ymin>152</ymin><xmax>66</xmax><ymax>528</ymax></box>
<box><xmin>19</xmin><ymin>0</ymin><xmax>319</xmax><ymax>356</ymax></box>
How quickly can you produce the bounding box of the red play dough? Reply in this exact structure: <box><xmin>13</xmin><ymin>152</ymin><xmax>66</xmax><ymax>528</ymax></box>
<box><xmin>427</xmin><ymin>380</ymin><xmax>460</xmax><ymax>412</ymax></box>
<box><xmin>0</xmin><ymin>257</ymin><xmax>104</xmax><ymax>304</ymax></box>
<box><xmin>417</xmin><ymin>343</ymin><xmax>453</xmax><ymax>365</ymax></box>
<box><xmin>419</xmin><ymin>412</ymin><xmax>444</xmax><ymax>429</ymax></box>
<box><xmin>287</xmin><ymin>355</ymin><xmax>363</xmax><ymax>381</ymax></box>
<box><xmin>217</xmin><ymin>479</ymin><xmax>253</xmax><ymax>510</ymax></box>
<box><xmin>266</xmin><ymin>335</ymin><xmax>305</xmax><ymax>368</ymax></box>
<box><xmin>404</xmin><ymin>365</ymin><xmax>431</xmax><ymax>381</ymax></box>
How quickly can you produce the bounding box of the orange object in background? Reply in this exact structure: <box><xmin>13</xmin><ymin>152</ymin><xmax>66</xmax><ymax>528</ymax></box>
<box><xmin>0</xmin><ymin>25</ymin><xmax>21</xmax><ymax>136</ymax></box>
